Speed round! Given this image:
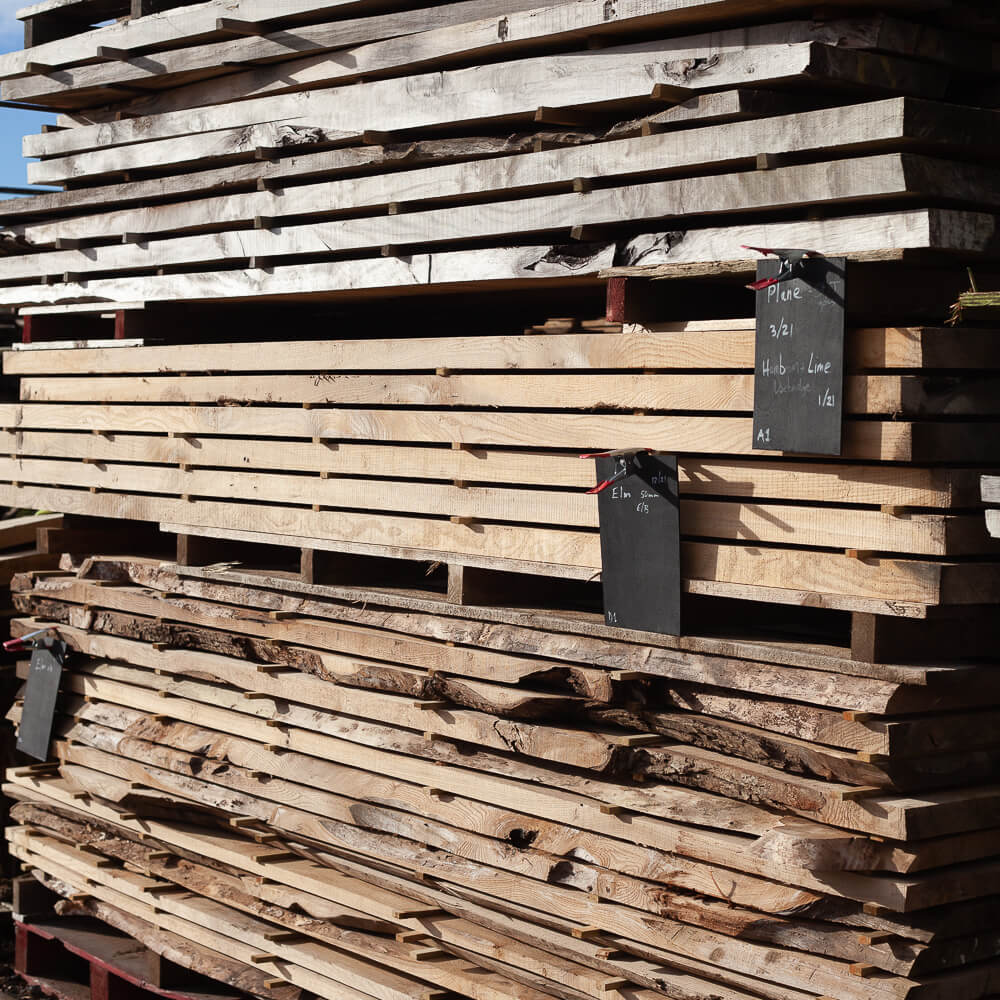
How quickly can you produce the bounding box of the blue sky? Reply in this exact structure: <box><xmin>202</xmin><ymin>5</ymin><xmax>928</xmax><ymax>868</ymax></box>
<box><xmin>1</xmin><ymin>0</ymin><xmax>58</xmax><ymax>191</ymax></box>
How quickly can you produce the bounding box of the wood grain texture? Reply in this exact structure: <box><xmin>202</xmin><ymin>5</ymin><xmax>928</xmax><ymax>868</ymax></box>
<box><xmin>10</xmin><ymin>321</ymin><xmax>1000</xmax><ymax>375</ymax></box>
<box><xmin>21</xmin><ymin>153</ymin><xmax>983</xmax><ymax>250</ymax></box>
<box><xmin>0</xmin><ymin>210</ymin><xmax>993</xmax><ymax>311</ymax></box>
<box><xmin>0</xmin><ymin>457</ymin><xmax>993</xmax><ymax>555</ymax></box>
<box><xmin>22</xmin><ymin>40</ymin><xmax>945</xmax><ymax>164</ymax></box>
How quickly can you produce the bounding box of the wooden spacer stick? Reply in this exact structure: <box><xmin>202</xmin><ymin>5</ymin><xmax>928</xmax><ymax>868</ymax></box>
<box><xmin>832</xmin><ymin>786</ymin><xmax>882</xmax><ymax>802</ymax></box>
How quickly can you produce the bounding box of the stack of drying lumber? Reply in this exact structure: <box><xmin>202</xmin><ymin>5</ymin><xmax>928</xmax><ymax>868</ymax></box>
<box><xmin>0</xmin><ymin>513</ymin><xmax>62</xmax><ymax>586</ymax></box>
<box><xmin>5</xmin><ymin>555</ymin><xmax>1000</xmax><ymax>1000</ymax></box>
<box><xmin>0</xmin><ymin>0</ymin><xmax>998</xmax><ymax>630</ymax></box>
<box><xmin>0</xmin><ymin>1</ymin><xmax>1000</xmax><ymax>308</ymax></box>
<box><xmin>0</xmin><ymin>319</ymin><xmax>999</xmax><ymax>637</ymax></box>
<box><xmin>0</xmin><ymin>512</ymin><xmax>64</xmax><ymax>873</ymax></box>
<box><xmin>2</xmin><ymin>0</ymin><xmax>1000</xmax><ymax>997</ymax></box>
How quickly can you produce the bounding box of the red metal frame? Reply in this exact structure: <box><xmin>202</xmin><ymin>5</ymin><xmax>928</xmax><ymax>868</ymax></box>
<box><xmin>15</xmin><ymin>919</ymin><xmax>246</xmax><ymax>1000</ymax></box>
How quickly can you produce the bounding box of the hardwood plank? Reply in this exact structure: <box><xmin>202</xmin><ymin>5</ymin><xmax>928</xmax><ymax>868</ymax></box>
<box><xmin>2</xmin><ymin>400</ymin><xmax>1000</xmax><ymax>466</ymax></box>
<box><xmin>17</xmin><ymin>368</ymin><xmax>1000</xmax><ymax>418</ymax></box>
<box><xmin>4</xmin><ymin>768</ymin><xmax>995</xmax><ymax>949</ymax></box>
<box><xmin>142</xmin><ymin>559</ymin><xmax>1000</xmax><ymax>711</ymax></box>
<box><xmin>15</xmin><ymin>574</ymin><xmax>953</xmax><ymax>710</ymax></box>
<box><xmin>13</xmin><ymin>839</ymin><xmax>745</xmax><ymax>1000</ymax></box>
<box><xmin>9</xmin><ymin>847</ymin><xmax>304</xmax><ymax>999</ymax></box>
<box><xmin>139</xmin><ymin>15</ymin><xmax>969</xmax><ymax>116</ymax></box>
<box><xmin>0</xmin><ymin>428</ymin><xmax>979</xmax><ymax>505</ymax></box>
<box><xmin>27</xmin><ymin>119</ymin><xmax>355</xmax><ymax>186</ymax></box>
<box><xmin>0</xmin><ymin>457</ymin><xmax>992</xmax><ymax>555</ymax></box>
<box><xmin>17</xmin><ymin>802</ymin><xmax>766</xmax><ymax>1000</ymax></box>
<box><xmin>22</xmin><ymin>628</ymin><xmax>1000</xmax><ymax>843</ymax></box>
<box><xmin>44</xmin><ymin>701</ymin><xmax>858</xmax><ymax>919</ymax></box>
<box><xmin>2</xmin><ymin>777</ymin><xmax>448</xmax><ymax>922</ymax></box>
<box><xmin>0</xmin><ymin>828</ymin><xmax>952</xmax><ymax>1000</ymax></box>
<box><xmin>108</xmin><ymin>531</ymin><xmax>945</xmax><ymax>617</ymax></box>
<box><xmin>12</xmin><ymin>614</ymin><xmax>912</xmax><ymax>757</ymax></box>
<box><xmin>8</xmin><ymin>319</ymin><xmax>1000</xmax><ymax>377</ymax></box>
<box><xmin>10</xmin><ymin>836</ymin><xmax>806</xmax><ymax>1000</ymax></box>
<box><xmin>0</xmin><ymin>210</ymin><xmax>992</xmax><ymax>311</ymax></box>
<box><xmin>7</xmin><ymin>760</ymin><xmax>992</xmax><ymax>934</ymax></box>
<box><xmin>30</xmin><ymin>678</ymin><xmax>790</xmax><ymax>845</ymax></box>
<box><xmin>0</xmin><ymin>134</ymin><xmax>552</xmax><ymax>225</ymax></box>
<box><xmin>45</xmin><ymin>620</ymin><xmax>589</xmax><ymax>718</ymax></box>
<box><xmin>6</xmin><ymin>483</ymin><xmax>1000</xmax><ymax>603</ymax></box>
<box><xmin>17</xmin><ymin>595</ymin><xmax>949</xmax><ymax>773</ymax></box>
<box><xmin>41</xmin><ymin>734</ymin><xmax>1000</xmax><ymax>925</ymax></box>
<box><xmin>10</xmin><ymin>772</ymin><xmax>768</xmax><ymax>923</ymax></box>
<box><xmin>13</xmin><ymin>815</ymin><xmax>628</xmax><ymax>1000</ymax></box>
<box><xmin>33</xmin><ymin>712</ymin><xmax>960</xmax><ymax>976</ymax></box>
<box><xmin>22</xmin><ymin>40</ymin><xmax>946</xmax><ymax>162</ymax></box>
<box><xmin>40</xmin><ymin>639</ymin><xmax>992</xmax><ymax>792</ymax></box>
<box><xmin>17</xmin><ymin>779</ymin><xmax>952</xmax><ymax>997</ymax></box>
<box><xmin>21</xmin><ymin>154</ymin><xmax>982</xmax><ymax>252</ymax></box>
<box><xmin>21</xmin><ymin>586</ymin><xmax>615</xmax><ymax>699</ymax></box>
<box><xmin>23</xmin><ymin>581</ymin><xmax>998</xmax><ymax>740</ymax></box>
<box><xmin>20</xmin><ymin>99</ymin><xmax>958</xmax><ymax>243</ymax></box>
<box><xmin>7</xmin><ymin>9</ymin><xmax>973</xmax><ymax>109</ymax></box>
<box><xmin>7</xmin><ymin>94</ymin><xmax>991</xmax><ymax>229</ymax></box>
<box><xmin>50</xmin><ymin>626</ymin><xmax>629</xmax><ymax>770</ymax></box>
<box><xmin>4</xmin><ymin>0</ymin><xmax>941</xmax><ymax>83</ymax></box>
<box><xmin>0</xmin><ymin>0</ymin><xmax>432</xmax><ymax>79</ymax></box>
<box><xmin>5</xmin><ymin>0</ymin><xmax>590</xmax><ymax>105</ymax></box>
<box><xmin>10</xmin><ymin>836</ymin><xmax>411</xmax><ymax>1000</ymax></box>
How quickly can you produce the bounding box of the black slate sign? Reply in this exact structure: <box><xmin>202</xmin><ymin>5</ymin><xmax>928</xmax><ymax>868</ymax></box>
<box><xmin>596</xmin><ymin>452</ymin><xmax>680</xmax><ymax>636</ymax></box>
<box><xmin>16</xmin><ymin>638</ymin><xmax>67</xmax><ymax>761</ymax></box>
<box><xmin>752</xmin><ymin>256</ymin><xmax>846</xmax><ymax>456</ymax></box>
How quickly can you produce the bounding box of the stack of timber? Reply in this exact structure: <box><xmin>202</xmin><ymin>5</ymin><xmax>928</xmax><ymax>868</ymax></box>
<box><xmin>0</xmin><ymin>513</ymin><xmax>62</xmax><ymax>588</ymax></box>
<box><xmin>5</xmin><ymin>554</ymin><xmax>1000</xmax><ymax>1000</ymax></box>
<box><xmin>1</xmin><ymin>0</ymin><xmax>1000</xmax><ymax>997</ymax></box>
<box><xmin>0</xmin><ymin>512</ymin><xmax>65</xmax><ymax>876</ymax></box>
<box><xmin>1</xmin><ymin>318</ymin><xmax>1000</xmax><ymax>651</ymax></box>
<box><xmin>1</xmin><ymin>0</ymin><xmax>1000</xmax><ymax>311</ymax></box>
<box><xmin>0</xmin><ymin>0</ymin><xmax>999</xmax><ymax>634</ymax></box>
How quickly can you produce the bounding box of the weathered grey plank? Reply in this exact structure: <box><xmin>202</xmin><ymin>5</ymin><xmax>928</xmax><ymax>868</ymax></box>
<box><xmin>9</xmin><ymin>156</ymin><xmax>999</xmax><ymax>280</ymax></box>
<box><xmin>20</xmin><ymin>101</ymin><xmax>1000</xmax><ymax>247</ymax></box>
<box><xmin>0</xmin><ymin>209</ymin><xmax>992</xmax><ymax>309</ymax></box>
<box><xmin>23</xmin><ymin>38</ymin><xmax>947</xmax><ymax>165</ymax></box>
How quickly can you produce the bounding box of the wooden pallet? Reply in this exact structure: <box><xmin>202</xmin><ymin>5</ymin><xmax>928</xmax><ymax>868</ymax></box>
<box><xmin>12</xmin><ymin>911</ymin><xmax>270</xmax><ymax>1000</ymax></box>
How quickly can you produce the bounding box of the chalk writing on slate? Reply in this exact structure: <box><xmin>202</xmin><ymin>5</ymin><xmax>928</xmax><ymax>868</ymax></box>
<box><xmin>16</xmin><ymin>638</ymin><xmax>68</xmax><ymax>762</ymax></box>
<box><xmin>596</xmin><ymin>452</ymin><xmax>680</xmax><ymax>636</ymax></box>
<box><xmin>752</xmin><ymin>256</ymin><xmax>846</xmax><ymax>456</ymax></box>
